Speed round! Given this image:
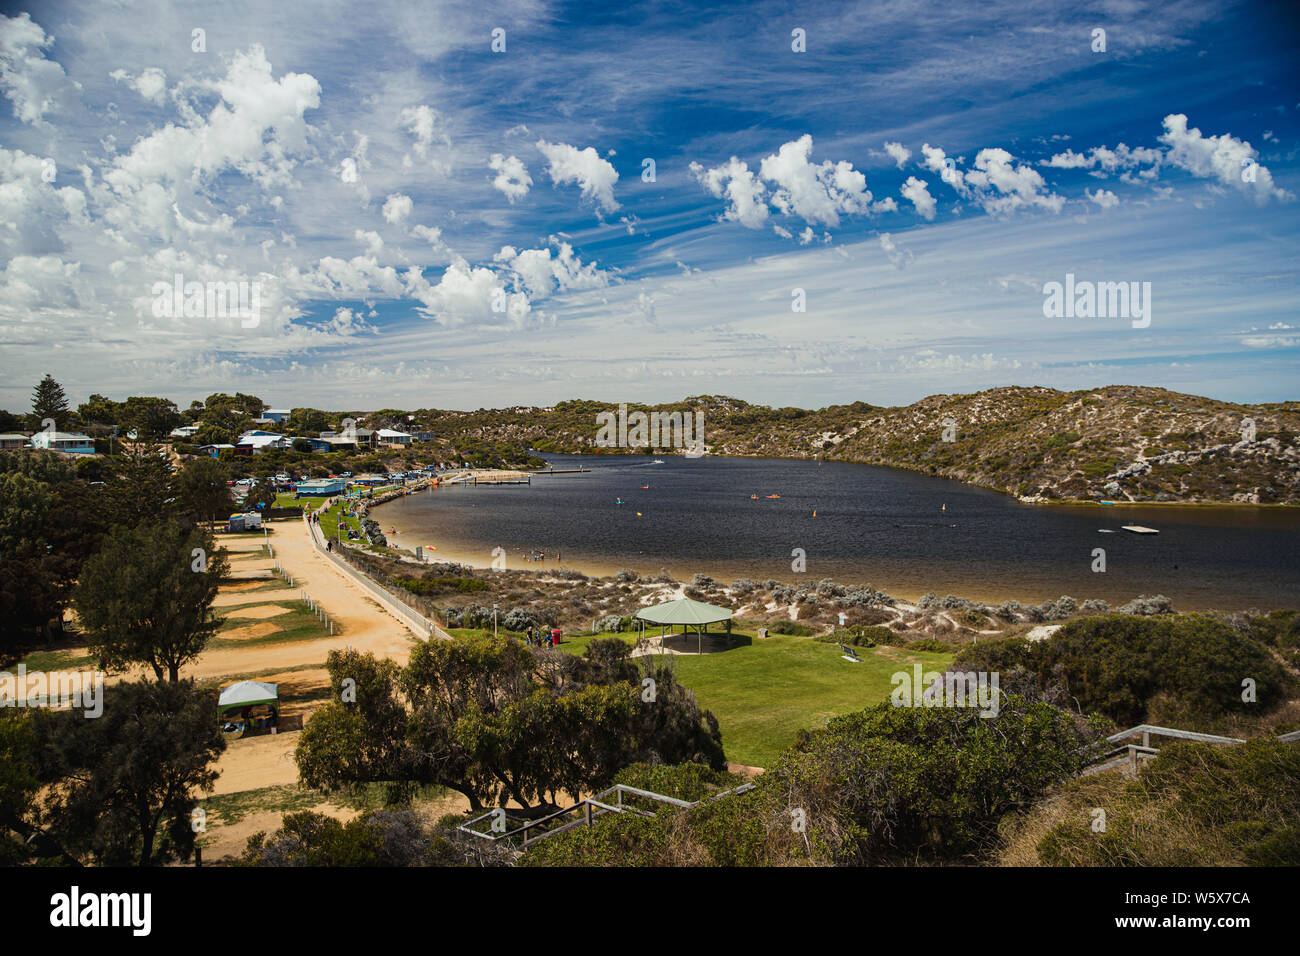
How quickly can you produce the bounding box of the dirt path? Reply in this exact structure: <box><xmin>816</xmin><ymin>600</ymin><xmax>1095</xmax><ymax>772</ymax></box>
<box><xmin>184</xmin><ymin>522</ymin><xmax>421</xmax><ymax>682</ymax></box>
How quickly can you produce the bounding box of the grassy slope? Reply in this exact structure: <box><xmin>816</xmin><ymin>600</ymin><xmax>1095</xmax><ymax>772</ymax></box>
<box><xmin>452</xmin><ymin>626</ymin><xmax>952</xmax><ymax>768</ymax></box>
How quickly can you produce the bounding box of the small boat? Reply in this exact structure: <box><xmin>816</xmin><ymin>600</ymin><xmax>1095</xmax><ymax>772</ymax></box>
<box><xmin>1098</xmin><ymin>529</ymin><xmax>1115</xmax><ymax>533</ymax></box>
<box><xmin>615</xmin><ymin>498</ymin><xmax>625</xmax><ymax>505</ymax></box>
<box><xmin>636</xmin><ymin>512</ymin><xmax>642</xmax><ymax>517</ymax></box>
<box><xmin>653</xmin><ymin>459</ymin><xmax>664</xmax><ymax>464</ymax></box>
<box><xmin>1122</xmin><ymin>525</ymin><xmax>1160</xmax><ymax>535</ymax></box>
<box><xmin>750</xmin><ymin>494</ymin><xmax>759</xmax><ymax>500</ymax></box>
<box><xmin>765</xmin><ymin>494</ymin><xmax>780</xmax><ymax>499</ymax></box>
<box><xmin>640</xmin><ymin>485</ymin><xmax>650</xmax><ymax>489</ymax></box>
<box><xmin>812</xmin><ymin>509</ymin><xmax>817</xmax><ymax>518</ymax></box>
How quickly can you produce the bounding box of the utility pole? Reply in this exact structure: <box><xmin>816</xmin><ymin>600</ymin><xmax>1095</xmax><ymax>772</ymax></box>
<box><xmin>493</xmin><ymin>603</ymin><xmax>499</xmax><ymax>638</ymax></box>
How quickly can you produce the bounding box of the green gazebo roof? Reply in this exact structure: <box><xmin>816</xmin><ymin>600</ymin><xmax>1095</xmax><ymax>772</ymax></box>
<box><xmin>634</xmin><ymin>598</ymin><xmax>733</xmax><ymax>626</ymax></box>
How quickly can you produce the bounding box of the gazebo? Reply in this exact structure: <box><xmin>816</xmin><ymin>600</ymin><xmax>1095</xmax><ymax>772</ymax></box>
<box><xmin>635</xmin><ymin>598</ymin><xmax>733</xmax><ymax>655</ymax></box>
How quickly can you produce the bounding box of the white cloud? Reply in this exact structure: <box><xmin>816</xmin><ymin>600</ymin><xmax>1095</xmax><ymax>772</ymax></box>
<box><xmin>1085</xmin><ymin>187</ymin><xmax>1119</xmax><ymax>209</ymax></box>
<box><xmin>883</xmin><ymin>141</ymin><xmax>911</xmax><ymax>169</ymax></box>
<box><xmin>879</xmin><ymin>232</ymin><xmax>912</xmax><ymax>269</ymax></box>
<box><xmin>536</xmin><ymin>140</ymin><xmax>619</xmax><ymax>213</ymax></box>
<box><xmin>488</xmin><ymin>153</ymin><xmax>531</xmax><ymax>203</ymax></box>
<box><xmin>758</xmin><ymin>135</ymin><xmax>873</xmax><ymax>228</ymax></box>
<box><xmin>900</xmin><ymin>176</ymin><xmax>936</xmax><ymax>220</ymax></box>
<box><xmin>1159</xmin><ymin>113</ymin><xmax>1292</xmax><ymax>204</ymax></box>
<box><xmin>406</xmin><ymin>258</ymin><xmax>531</xmax><ymax>327</ymax></box>
<box><xmin>964</xmin><ymin>148</ymin><xmax>1064</xmax><ymax>214</ymax></box>
<box><xmin>109</xmin><ymin>67</ymin><xmax>166</xmax><ymax>105</ymax></box>
<box><xmin>0</xmin><ymin>13</ymin><xmax>80</xmax><ymax>125</ymax></box>
<box><xmin>493</xmin><ymin>239</ymin><xmax>610</xmax><ymax>298</ymax></box>
<box><xmin>690</xmin><ymin>157</ymin><xmax>768</xmax><ymax>229</ymax></box>
<box><xmin>401</xmin><ymin>105</ymin><xmax>439</xmax><ymax>157</ymax></box>
<box><xmin>381</xmin><ymin>193</ymin><xmax>412</xmax><ymax>224</ymax></box>
<box><xmin>354</xmin><ymin>229</ymin><xmax>384</xmax><ymax>256</ymax></box>
<box><xmin>410</xmin><ymin>223</ymin><xmax>443</xmax><ymax>247</ymax></box>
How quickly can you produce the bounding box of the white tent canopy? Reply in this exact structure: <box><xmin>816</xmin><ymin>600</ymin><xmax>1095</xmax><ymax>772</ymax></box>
<box><xmin>218</xmin><ymin>680</ymin><xmax>279</xmax><ymax>711</ymax></box>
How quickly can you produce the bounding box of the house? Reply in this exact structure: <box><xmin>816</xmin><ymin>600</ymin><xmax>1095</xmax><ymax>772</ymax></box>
<box><xmin>319</xmin><ymin>426</ymin><xmax>376</xmax><ymax>450</ymax></box>
<box><xmin>235</xmin><ymin>431</ymin><xmax>291</xmax><ymax>455</ymax></box>
<box><xmin>263</xmin><ymin>409</ymin><xmax>291</xmax><ymax>423</ymax></box>
<box><xmin>197</xmin><ymin>443</ymin><xmax>235</xmax><ymax>458</ymax></box>
<box><xmin>411</xmin><ymin>431</ymin><xmax>436</xmax><ymax>442</ymax></box>
<box><xmin>169</xmin><ymin>424</ymin><xmax>202</xmax><ymax>439</ymax></box>
<box><xmin>29</xmin><ymin>431</ymin><xmax>95</xmax><ymax>454</ymax></box>
<box><xmin>0</xmin><ymin>433</ymin><xmax>28</xmax><ymax>450</ymax></box>
<box><xmin>295</xmin><ymin>478</ymin><xmax>347</xmax><ymax>496</ymax></box>
<box><xmin>287</xmin><ymin>436</ymin><xmax>330</xmax><ymax>452</ymax></box>
<box><xmin>376</xmin><ymin>428</ymin><xmax>413</xmax><ymax>446</ymax></box>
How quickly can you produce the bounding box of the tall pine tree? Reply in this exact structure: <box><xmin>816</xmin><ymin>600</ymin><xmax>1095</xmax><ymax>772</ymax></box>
<box><xmin>31</xmin><ymin>374</ymin><xmax>69</xmax><ymax>426</ymax></box>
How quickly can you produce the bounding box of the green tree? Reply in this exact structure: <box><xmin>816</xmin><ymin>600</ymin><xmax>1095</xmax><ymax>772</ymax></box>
<box><xmin>295</xmin><ymin>637</ymin><xmax>724</xmax><ymax>811</ymax></box>
<box><xmin>31</xmin><ymin>374</ymin><xmax>68</xmax><ymax>425</ymax></box>
<box><xmin>119</xmin><ymin>396</ymin><xmax>182</xmax><ymax>440</ymax></box>
<box><xmin>74</xmin><ymin>521</ymin><xmax>228</xmax><ymax>682</ymax></box>
<box><xmin>102</xmin><ymin>441</ymin><xmax>175</xmax><ymax>528</ymax></box>
<box><xmin>33</xmin><ymin>680</ymin><xmax>225</xmax><ymax>865</ymax></box>
<box><xmin>175</xmin><ymin>455</ymin><xmax>234</xmax><ymax>529</ymax></box>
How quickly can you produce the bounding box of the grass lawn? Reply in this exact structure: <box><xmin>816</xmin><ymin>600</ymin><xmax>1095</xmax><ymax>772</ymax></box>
<box><xmin>210</xmin><ymin>604</ymin><xmax>341</xmax><ymax>651</ymax></box>
<box><xmin>447</xmin><ymin>626</ymin><xmax>954</xmax><ymax>769</ymax></box>
<box><xmin>318</xmin><ymin>499</ymin><xmax>362</xmax><ymax>542</ymax></box>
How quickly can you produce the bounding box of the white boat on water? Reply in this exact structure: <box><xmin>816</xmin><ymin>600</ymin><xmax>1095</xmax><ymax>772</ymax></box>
<box><xmin>653</xmin><ymin>459</ymin><xmax>664</xmax><ymax>464</ymax></box>
<box><xmin>1122</xmin><ymin>525</ymin><xmax>1160</xmax><ymax>534</ymax></box>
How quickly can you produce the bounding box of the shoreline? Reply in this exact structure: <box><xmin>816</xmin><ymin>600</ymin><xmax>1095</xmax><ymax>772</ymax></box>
<box><xmin>365</xmin><ymin>459</ymin><xmax>1299</xmax><ymax>612</ymax></box>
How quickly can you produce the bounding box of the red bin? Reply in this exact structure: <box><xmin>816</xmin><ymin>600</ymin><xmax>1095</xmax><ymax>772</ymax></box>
<box><xmin>551</xmin><ymin>628</ymin><xmax>562</xmax><ymax>645</ymax></box>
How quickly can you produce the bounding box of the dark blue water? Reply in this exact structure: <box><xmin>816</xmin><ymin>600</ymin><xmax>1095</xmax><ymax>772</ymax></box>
<box><xmin>380</xmin><ymin>454</ymin><xmax>1300</xmax><ymax>611</ymax></box>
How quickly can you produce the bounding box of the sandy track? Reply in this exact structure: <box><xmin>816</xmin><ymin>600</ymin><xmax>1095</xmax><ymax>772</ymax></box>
<box><xmin>186</xmin><ymin>523</ymin><xmax>420</xmax><ymax>681</ymax></box>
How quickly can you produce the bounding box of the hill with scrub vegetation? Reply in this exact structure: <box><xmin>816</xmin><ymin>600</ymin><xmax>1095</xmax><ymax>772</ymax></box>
<box><xmin>418</xmin><ymin>386</ymin><xmax>1300</xmax><ymax>505</ymax></box>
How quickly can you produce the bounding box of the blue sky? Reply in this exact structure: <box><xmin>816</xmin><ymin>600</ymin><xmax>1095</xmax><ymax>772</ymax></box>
<box><xmin>0</xmin><ymin>0</ymin><xmax>1296</xmax><ymax>412</ymax></box>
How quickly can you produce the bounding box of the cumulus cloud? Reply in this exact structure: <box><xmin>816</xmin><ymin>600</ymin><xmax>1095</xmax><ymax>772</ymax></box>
<box><xmin>406</xmin><ymin>258</ymin><xmax>530</xmax><ymax>327</ymax></box>
<box><xmin>354</xmin><ymin>229</ymin><xmax>384</xmax><ymax>256</ymax></box>
<box><xmin>1085</xmin><ymin>187</ymin><xmax>1119</xmax><ymax>209</ymax></box>
<box><xmin>381</xmin><ymin>193</ymin><xmax>412</xmax><ymax>223</ymax></box>
<box><xmin>488</xmin><ymin>153</ymin><xmax>531</xmax><ymax>202</ymax></box>
<box><xmin>101</xmin><ymin>44</ymin><xmax>321</xmax><ymax>215</ymax></box>
<box><xmin>963</xmin><ymin>148</ymin><xmax>1064</xmax><ymax>214</ymax></box>
<box><xmin>692</xmin><ymin>136</ymin><xmax>878</xmax><ymax>231</ymax></box>
<box><xmin>1159</xmin><ymin>113</ymin><xmax>1292</xmax><ymax>204</ymax></box>
<box><xmin>493</xmin><ymin>239</ymin><xmax>610</xmax><ymax>298</ymax></box>
<box><xmin>0</xmin><ymin>13</ymin><xmax>80</xmax><ymax>124</ymax></box>
<box><xmin>883</xmin><ymin>141</ymin><xmax>911</xmax><ymax>169</ymax></box>
<box><xmin>109</xmin><ymin>67</ymin><xmax>166</xmax><ymax>105</ymax></box>
<box><xmin>900</xmin><ymin>176</ymin><xmax>936</xmax><ymax>220</ymax></box>
<box><xmin>690</xmin><ymin>157</ymin><xmax>768</xmax><ymax>229</ymax></box>
<box><xmin>759</xmin><ymin>135</ymin><xmax>873</xmax><ymax>227</ymax></box>
<box><xmin>401</xmin><ymin>105</ymin><xmax>439</xmax><ymax>157</ymax></box>
<box><xmin>536</xmin><ymin>140</ymin><xmax>619</xmax><ymax>213</ymax></box>
<box><xmin>1042</xmin><ymin>143</ymin><xmax>1161</xmax><ymax>180</ymax></box>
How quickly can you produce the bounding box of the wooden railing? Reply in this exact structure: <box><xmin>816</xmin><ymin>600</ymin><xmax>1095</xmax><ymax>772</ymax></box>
<box><xmin>1081</xmin><ymin>723</ymin><xmax>1292</xmax><ymax>776</ymax></box>
<box><xmin>457</xmin><ymin>782</ymin><xmax>757</xmax><ymax>849</ymax></box>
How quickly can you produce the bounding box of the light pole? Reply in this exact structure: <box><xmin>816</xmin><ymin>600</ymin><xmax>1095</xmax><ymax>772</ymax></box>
<box><xmin>493</xmin><ymin>603</ymin><xmax>499</xmax><ymax>638</ymax></box>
